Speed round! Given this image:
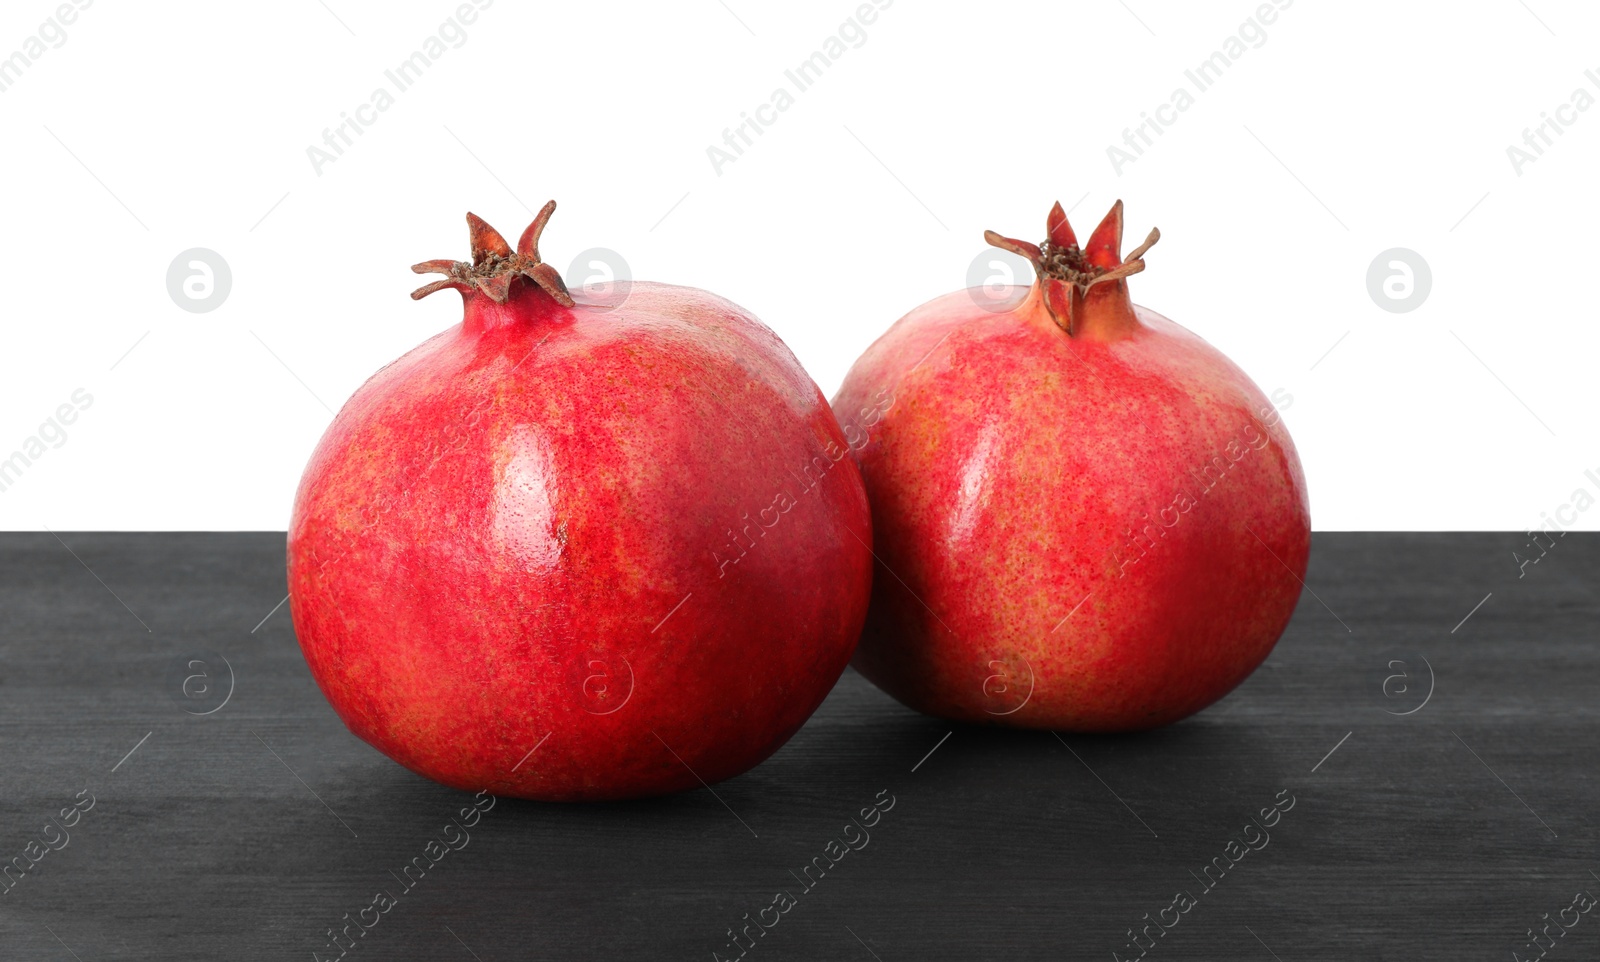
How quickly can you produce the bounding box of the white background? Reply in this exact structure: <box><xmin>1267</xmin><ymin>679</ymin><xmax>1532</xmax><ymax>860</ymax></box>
<box><xmin>0</xmin><ymin>0</ymin><xmax>1595</xmax><ymax>531</ymax></box>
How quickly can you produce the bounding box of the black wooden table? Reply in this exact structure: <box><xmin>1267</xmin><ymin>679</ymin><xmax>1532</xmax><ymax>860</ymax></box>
<box><xmin>0</xmin><ymin>533</ymin><xmax>1594</xmax><ymax>960</ymax></box>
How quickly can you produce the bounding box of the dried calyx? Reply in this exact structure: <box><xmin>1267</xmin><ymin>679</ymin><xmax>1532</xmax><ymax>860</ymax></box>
<box><xmin>984</xmin><ymin>199</ymin><xmax>1159</xmax><ymax>337</ymax></box>
<box><xmin>411</xmin><ymin>200</ymin><xmax>575</xmax><ymax>307</ymax></box>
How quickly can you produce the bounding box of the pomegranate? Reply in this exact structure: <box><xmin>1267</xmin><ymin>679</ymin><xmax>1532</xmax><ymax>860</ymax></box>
<box><xmin>287</xmin><ymin>203</ymin><xmax>872</xmax><ymax>801</ymax></box>
<box><xmin>833</xmin><ymin>199</ymin><xmax>1310</xmax><ymax>731</ymax></box>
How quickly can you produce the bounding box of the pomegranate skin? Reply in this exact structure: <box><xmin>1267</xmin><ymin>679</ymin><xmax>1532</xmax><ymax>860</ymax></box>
<box><xmin>287</xmin><ymin>211</ymin><xmax>871</xmax><ymax>800</ymax></box>
<box><xmin>834</xmin><ymin>203</ymin><xmax>1310</xmax><ymax>732</ymax></box>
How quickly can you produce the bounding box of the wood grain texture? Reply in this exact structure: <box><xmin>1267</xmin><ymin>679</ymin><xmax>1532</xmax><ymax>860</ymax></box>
<box><xmin>0</xmin><ymin>532</ymin><xmax>1594</xmax><ymax>961</ymax></box>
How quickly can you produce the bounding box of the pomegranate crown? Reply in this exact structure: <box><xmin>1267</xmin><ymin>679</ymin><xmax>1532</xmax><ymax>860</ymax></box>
<box><xmin>411</xmin><ymin>200</ymin><xmax>575</xmax><ymax>307</ymax></box>
<box><xmin>984</xmin><ymin>199</ymin><xmax>1160</xmax><ymax>335</ymax></box>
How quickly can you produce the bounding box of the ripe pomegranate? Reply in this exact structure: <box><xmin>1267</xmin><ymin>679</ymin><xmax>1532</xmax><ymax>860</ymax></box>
<box><xmin>834</xmin><ymin>199</ymin><xmax>1310</xmax><ymax>731</ymax></box>
<box><xmin>287</xmin><ymin>203</ymin><xmax>872</xmax><ymax>801</ymax></box>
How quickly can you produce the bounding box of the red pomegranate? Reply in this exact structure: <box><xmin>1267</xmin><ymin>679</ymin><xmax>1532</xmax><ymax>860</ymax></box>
<box><xmin>833</xmin><ymin>200</ymin><xmax>1310</xmax><ymax>731</ymax></box>
<box><xmin>287</xmin><ymin>203</ymin><xmax>872</xmax><ymax>800</ymax></box>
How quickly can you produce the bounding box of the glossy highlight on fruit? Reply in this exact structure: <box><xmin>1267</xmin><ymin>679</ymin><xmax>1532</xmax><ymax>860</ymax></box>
<box><xmin>288</xmin><ymin>202</ymin><xmax>872</xmax><ymax>800</ymax></box>
<box><xmin>834</xmin><ymin>199</ymin><xmax>1311</xmax><ymax>731</ymax></box>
